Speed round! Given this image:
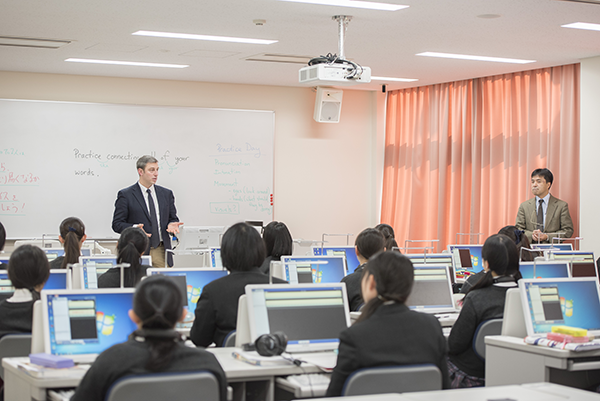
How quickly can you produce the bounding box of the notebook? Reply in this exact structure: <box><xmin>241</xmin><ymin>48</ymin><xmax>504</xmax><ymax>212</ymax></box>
<box><xmin>42</xmin><ymin>288</ymin><xmax>136</xmax><ymax>363</ymax></box>
<box><xmin>245</xmin><ymin>283</ymin><xmax>351</xmax><ymax>353</ymax></box>
<box><xmin>146</xmin><ymin>268</ymin><xmax>228</xmax><ymax>330</ymax></box>
<box><xmin>519</xmin><ymin>277</ymin><xmax>600</xmax><ymax>338</ymax></box>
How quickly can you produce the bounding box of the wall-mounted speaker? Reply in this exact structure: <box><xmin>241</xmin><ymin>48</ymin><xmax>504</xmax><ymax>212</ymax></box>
<box><xmin>314</xmin><ymin>87</ymin><xmax>343</xmax><ymax>123</ymax></box>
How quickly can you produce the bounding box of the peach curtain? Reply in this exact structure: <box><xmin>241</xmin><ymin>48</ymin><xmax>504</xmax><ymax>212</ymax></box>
<box><xmin>381</xmin><ymin>64</ymin><xmax>579</xmax><ymax>252</ymax></box>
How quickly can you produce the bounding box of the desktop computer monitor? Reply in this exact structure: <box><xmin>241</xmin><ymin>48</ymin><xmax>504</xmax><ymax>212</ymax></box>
<box><xmin>447</xmin><ymin>244</ymin><xmax>484</xmax><ymax>280</ymax></box>
<box><xmin>146</xmin><ymin>268</ymin><xmax>228</xmax><ymax>330</ymax></box>
<box><xmin>0</xmin><ymin>255</ymin><xmax>9</xmax><ymax>265</ymax></box>
<box><xmin>0</xmin><ymin>269</ymin><xmax>71</xmax><ymax>301</ymax></box>
<box><xmin>519</xmin><ymin>261</ymin><xmax>571</xmax><ymax>279</ymax></box>
<box><xmin>531</xmin><ymin>243</ymin><xmax>573</xmax><ymax>252</ymax></box>
<box><xmin>177</xmin><ymin>226</ymin><xmax>224</xmax><ymax>250</ymax></box>
<box><xmin>551</xmin><ymin>251</ymin><xmax>597</xmax><ymax>278</ymax></box>
<box><xmin>41</xmin><ymin>288</ymin><xmax>137</xmax><ymax>363</ymax></box>
<box><xmin>311</xmin><ymin>246</ymin><xmax>360</xmax><ymax>272</ymax></box>
<box><xmin>210</xmin><ymin>247</ymin><xmax>223</xmax><ymax>268</ymax></box>
<box><xmin>44</xmin><ymin>249</ymin><xmax>65</xmax><ymax>262</ymax></box>
<box><xmin>245</xmin><ymin>283</ymin><xmax>351</xmax><ymax>352</ymax></box>
<box><xmin>405</xmin><ymin>253</ymin><xmax>455</xmax><ymax>284</ymax></box>
<box><xmin>405</xmin><ymin>264</ymin><xmax>456</xmax><ymax>314</ymax></box>
<box><xmin>79</xmin><ymin>255</ymin><xmax>153</xmax><ymax>289</ymax></box>
<box><xmin>519</xmin><ymin>277</ymin><xmax>600</xmax><ymax>337</ymax></box>
<box><xmin>280</xmin><ymin>256</ymin><xmax>347</xmax><ymax>284</ymax></box>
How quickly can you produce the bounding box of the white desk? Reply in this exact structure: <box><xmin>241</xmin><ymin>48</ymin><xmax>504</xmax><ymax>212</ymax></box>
<box><xmin>304</xmin><ymin>383</ymin><xmax>600</xmax><ymax>401</ymax></box>
<box><xmin>206</xmin><ymin>347</ymin><xmax>332</xmax><ymax>401</ymax></box>
<box><xmin>486</xmin><ymin>335</ymin><xmax>600</xmax><ymax>389</ymax></box>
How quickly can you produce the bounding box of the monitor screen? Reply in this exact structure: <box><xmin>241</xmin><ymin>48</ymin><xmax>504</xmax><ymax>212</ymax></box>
<box><xmin>531</xmin><ymin>243</ymin><xmax>573</xmax><ymax>251</ymax></box>
<box><xmin>519</xmin><ymin>261</ymin><xmax>571</xmax><ymax>279</ymax></box>
<box><xmin>519</xmin><ymin>278</ymin><xmax>600</xmax><ymax>337</ymax></box>
<box><xmin>42</xmin><ymin>289</ymin><xmax>137</xmax><ymax>361</ymax></box>
<box><xmin>146</xmin><ymin>268</ymin><xmax>228</xmax><ymax>329</ymax></box>
<box><xmin>312</xmin><ymin>246</ymin><xmax>360</xmax><ymax>272</ymax></box>
<box><xmin>0</xmin><ymin>255</ymin><xmax>9</xmax><ymax>265</ymax></box>
<box><xmin>405</xmin><ymin>254</ymin><xmax>455</xmax><ymax>284</ymax></box>
<box><xmin>210</xmin><ymin>248</ymin><xmax>223</xmax><ymax>268</ymax></box>
<box><xmin>551</xmin><ymin>251</ymin><xmax>596</xmax><ymax>278</ymax></box>
<box><xmin>281</xmin><ymin>256</ymin><xmax>347</xmax><ymax>284</ymax></box>
<box><xmin>405</xmin><ymin>264</ymin><xmax>455</xmax><ymax>313</ymax></box>
<box><xmin>447</xmin><ymin>244</ymin><xmax>484</xmax><ymax>279</ymax></box>
<box><xmin>245</xmin><ymin>284</ymin><xmax>351</xmax><ymax>352</ymax></box>
<box><xmin>44</xmin><ymin>249</ymin><xmax>65</xmax><ymax>261</ymax></box>
<box><xmin>0</xmin><ymin>270</ymin><xmax>70</xmax><ymax>301</ymax></box>
<box><xmin>80</xmin><ymin>256</ymin><xmax>153</xmax><ymax>289</ymax></box>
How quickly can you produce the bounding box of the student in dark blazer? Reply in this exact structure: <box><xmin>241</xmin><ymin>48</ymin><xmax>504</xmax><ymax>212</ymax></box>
<box><xmin>112</xmin><ymin>155</ymin><xmax>183</xmax><ymax>267</ymax></box>
<box><xmin>0</xmin><ymin>245</ymin><xmax>50</xmax><ymax>339</ymax></box>
<box><xmin>50</xmin><ymin>217</ymin><xmax>86</xmax><ymax>269</ymax></box>
<box><xmin>341</xmin><ymin>228</ymin><xmax>385</xmax><ymax>311</ymax></box>
<box><xmin>190</xmin><ymin>222</ymin><xmax>287</xmax><ymax>347</ymax></box>
<box><xmin>98</xmin><ymin>227</ymin><xmax>149</xmax><ymax>288</ymax></box>
<box><xmin>72</xmin><ymin>275</ymin><xmax>227</xmax><ymax>401</ymax></box>
<box><xmin>326</xmin><ymin>251</ymin><xmax>450</xmax><ymax>396</ymax></box>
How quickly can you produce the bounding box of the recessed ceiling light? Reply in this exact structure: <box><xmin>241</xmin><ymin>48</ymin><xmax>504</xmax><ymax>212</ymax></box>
<box><xmin>416</xmin><ymin>52</ymin><xmax>535</xmax><ymax>64</ymax></box>
<box><xmin>371</xmin><ymin>76</ymin><xmax>418</xmax><ymax>82</ymax></box>
<box><xmin>133</xmin><ymin>30</ymin><xmax>277</xmax><ymax>45</ymax></box>
<box><xmin>562</xmin><ymin>22</ymin><xmax>600</xmax><ymax>32</ymax></box>
<box><xmin>278</xmin><ymin>0</ymin><xmax>408</xmax><ymax>11</ymax></box>
<box><xmin>65</xmin><ymin>58</ymin><xmax>189</xmax><ymax>68</ymax></box>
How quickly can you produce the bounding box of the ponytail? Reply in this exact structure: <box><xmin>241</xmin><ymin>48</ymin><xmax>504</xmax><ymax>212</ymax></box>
<box><xmin>117</xmin><ymin>227</ymin><xmax>149</xmax><ymax>287</ymax></box>
<box><xmin>59</xmin><ymin>217</ymin><xmax>85</xmax><ymax>269</ymax></box>
<box><xmin>133</xmin><ymin>275</ymin><xmax>184</xmax><ymax>371</ymax></box>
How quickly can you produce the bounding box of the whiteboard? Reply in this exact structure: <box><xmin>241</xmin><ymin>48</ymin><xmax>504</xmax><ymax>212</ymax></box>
<box><xmin>0</xmin><ymin>99</ymin><xmax>274</xmax><ymax>238</ymax></box>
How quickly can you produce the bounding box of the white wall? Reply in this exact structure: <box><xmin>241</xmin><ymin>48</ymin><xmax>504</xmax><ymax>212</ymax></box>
<box><xmin>0</xmin><ymin>71</ymin><xmax>385</xmax><ymax>245</ymax></box>
<box><xmin>580</xmin><ymin>57</ymin><xmax>600</xmax><ymax>256</ymax></box>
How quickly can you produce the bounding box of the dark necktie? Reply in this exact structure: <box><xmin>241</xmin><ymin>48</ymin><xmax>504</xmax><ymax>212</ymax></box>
<box><xmin>537</xmin><ymin>199</ymin><xmax>544</xmax><ymax>232</ymax></box>
<box><xmin>147</xmin><ymin>189</ymin><xmax>160</xmax><ymax>248</ymax></box>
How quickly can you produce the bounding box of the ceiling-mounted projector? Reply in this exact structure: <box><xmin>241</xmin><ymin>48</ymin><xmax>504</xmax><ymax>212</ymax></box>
<box><xmin>299</xmin><ymin>15</ymin><xmax>370</xmax><ymax>86</ymax></box>
<box><xmin>299</xmin><ymin>63</ymin><xmax>371</xmax><ymax>86</ymax></box>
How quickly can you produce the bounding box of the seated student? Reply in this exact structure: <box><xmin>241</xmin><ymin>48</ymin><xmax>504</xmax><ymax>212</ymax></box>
<box><xmin>50</xmin><ymin>217</ymin><xmax>87</xmax><ymax>269</ymax></box>
<box><xmin>341</xmin><ymin>228</ymin><xmax>385</xmax><ymax>311</ymax></box>
<box><xmin>447</xmin><ymin>234</ymin><xmax>519</xmax><ymax>388</ymax></box>
<box><xmin>71</xmin><ymin>275</ymin><xmax>227</xmax><ymax>401</ymax></box>
<box><xmin>259</xmin><ymin>221</ymin><xmax>293</xmax><ymax>275</ymax></box>
<box><xmin>0</xmin><ymin>245</ymin><xmax>50</xmax><ymax>339</ymax></box>
<box><xmin>375</xmin><ymin>223</ymin><xmax>399</xmax><ymax>251</ymax></box>
<box><xmin>0</xmin><ymin>222</ymin><xmax>6</xmax><ymax>270</ymax></box>
<box><xmin>460</xmin><ymin>226</ymin><xmax>527</xmax><ymax>294</ymax></box>
<box><xmin>98</xmin><ymin>227</ymin><xmax>148</xmax><ymax>288</ymax></box>
<box><xmin>190</xmin><ymin>222</ymin><xmax>287</xmax><ymax>347</ymax></box>
<box><xmin>326</xmin><ymin>251</ymin><xmax>450</xmax><ymax>396</ymax></box>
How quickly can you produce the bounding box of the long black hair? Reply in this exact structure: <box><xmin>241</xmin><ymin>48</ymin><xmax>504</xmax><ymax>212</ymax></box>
<box><xmin>356</xmin><ymin>251</ymin><xmax>414</xmax><ymax>324</ymax></box>
<box><xmin>466</xmin><ymin>234</ymin><xmax>519</xmax><ymax>295</ymax></box>
<box><xmin>117</xmin><ymin>227</ymin><xmax>149</xmax><ymax>287</ymax></box>
<box><xmin>133</xmin><ymin>275</ymin><xmax>184</xmax><ymax>371</ymax></box>
<box><xmin>375</xmin><ymin>223</ymin><xmax>399</xmax><ymax>251</ymax></box>
<box><xmin>8</xmin><ymin>245</ymin><xmax>50</xmax><ymax>301</ymax></box>
<box><xmin>59</xmin><ymin>217</ymin><xmax>85</xmax><ymax>269</ymax></box>
<box><xmin>262</xmin><ymin>221</ymin><xmax>293</xmax><ymax>261</ymax></box>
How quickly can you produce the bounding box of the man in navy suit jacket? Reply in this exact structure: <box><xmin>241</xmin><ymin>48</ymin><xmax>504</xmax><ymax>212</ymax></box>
<box><xmin>112</xmin><ymin>155</ymin><xmax>183</xmax><ymax>267</ymax></box>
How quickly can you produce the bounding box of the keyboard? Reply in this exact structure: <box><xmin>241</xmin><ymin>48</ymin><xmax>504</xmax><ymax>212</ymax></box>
<box><xmin>48</xmin><ymin>388</ymin><xmax>75</xmax><ymax>401</ymax></box>
<box><xmin>277</xmin><ymin>373</ymin><xmax>331</xmax><ymax>397</ymax></box>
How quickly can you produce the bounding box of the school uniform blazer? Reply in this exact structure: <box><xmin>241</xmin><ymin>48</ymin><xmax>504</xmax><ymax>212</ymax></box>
<box><xmin>112</xmin><ymin>183</ymin><xmax>179</xmax><ymax>265</ymax></box>
<box><xmin>515</xmin><ymin>194</ymin><xmax>573</xmax><ymax>244</ymax></box>
<box><xmin>326</xmin><ymin>303</ymin><xmax>450</xmax><ymax>396</ymax></box>
<box><xmin>189</xmin><ymin>268</ymin><xmax>287</xmax><ymax>348</ymax></box>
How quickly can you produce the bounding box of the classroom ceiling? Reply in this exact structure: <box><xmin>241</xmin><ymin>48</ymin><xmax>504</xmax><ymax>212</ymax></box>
<box><xmin>1</xmin><ymin>0</ymin><xmax>600</xmax><ymax>91</ymax></box>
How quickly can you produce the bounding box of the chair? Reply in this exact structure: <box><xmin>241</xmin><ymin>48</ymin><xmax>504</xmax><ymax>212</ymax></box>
<box><xmin>473</xmin><ymin>318</ymin><xmax>503</xmax><ymax>360</ymax></box>
<box><xmin>0</xmin><ymin>334</ymin><xmax>32</xmax><ymax>379</ymax></box>
<box><xmin>341</xmin><ymin>364</ymin><xmax>442</xmax><ymax>396</ymax></box>
<box><xmin>223</xmin><ymin>331</ymin><xmax>236</xmax><ymax>347</ymax></box>
<box><xmin>105</xmin><ymin>371</ymin><xmax>220</xmax><ymax>401</ymax></box>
